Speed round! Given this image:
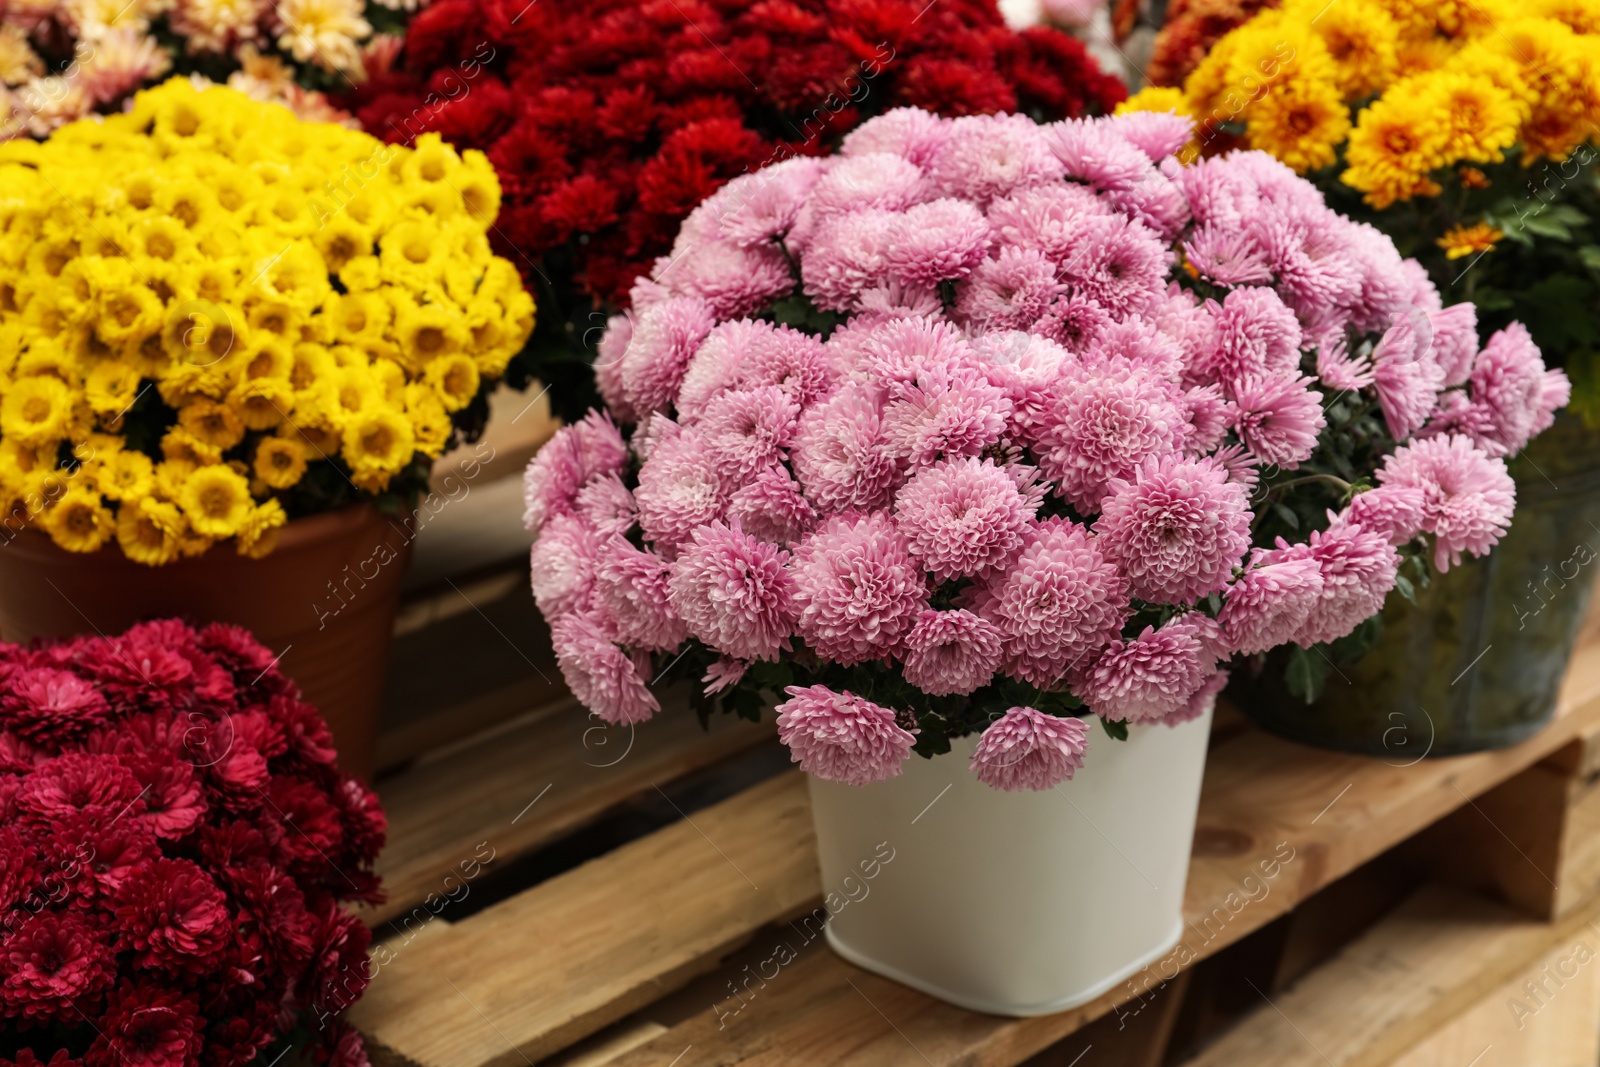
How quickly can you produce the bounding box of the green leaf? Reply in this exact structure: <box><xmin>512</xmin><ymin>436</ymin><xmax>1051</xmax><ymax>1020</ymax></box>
<box><xmin>1273</xmin><ymin>502</ymin><xmax>1300</xmax><ymax>531</ymax></box>
<box><xmin>1099</xmin><ymin>716</ymin><xmax>1130</xmax><ymax>741</ymax></box>
<box><xmin>1393</xmin><ymin>571</ymin><xmax>1416</xmax><ymax>603</ymax></box>
<box><xmin>1579</xmin><ymin>246</ymin><xmax>1600</xmax><ymax>272</ymax></box>
<box><xmin>1518</xmin><ymin>211</ymin><xmax>1574</xmax><ymax>241</ymax></box>
<box><xmin>1284</xmin><ymin>645</ymin><xmax>1331</xmax><ymax>704</ymax></box>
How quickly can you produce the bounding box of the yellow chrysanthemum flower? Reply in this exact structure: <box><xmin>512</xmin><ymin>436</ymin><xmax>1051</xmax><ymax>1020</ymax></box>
<box><xmin>1342</xmin><ymin>91</ymin><xmax>1451</xmax><ymax>206</ymax></box>
<box><xmin>116</xmin><ymin>497</ymin><xmax>181</xmax><ymax>566</ymax></box>
<box><xmin>253</xmin><ymin>435</ymin><xmax>307</xmax><ymax>489</ymax></box>
<box><xmin>101</xmin><ymin>449</ymin><xmax>155</xmax><ymax>502</ymax></box>
<box><xmin>236</xmin><ymin>498</ymin><xmax>288</xmax><ymax>558</ymax></box>
<box><xmin>179</xmin><ymin>462</ymin><xmax>253</xmax><ymax>537</ymax></box>
<box><xmin>1247</xmin><ymin>80</ymin><xmax>1352</xmax><ymax>172</ymax></box>
<box><xmin>45</xmin><ymin>487</ymin><xmax>114</xmax><ymax>553</ymax></box>
<box><xmin>1</xmin><ymin>375</ymin><xmax>73</xmax><ymax>445</ymax></box>
<box><xmin>342</xmin><ymin>405</ymin><xmax>414</xmax><ymax>482</ymax></box>
<box><xmin>179</xmin><ymin>398</ymin><xmax>247</xmax><ymax>451</ymax></box>
<box><xmin>1437</xmin><ymin>222</ymin><xmax>1505</xmax><ymax>258</ymax></box>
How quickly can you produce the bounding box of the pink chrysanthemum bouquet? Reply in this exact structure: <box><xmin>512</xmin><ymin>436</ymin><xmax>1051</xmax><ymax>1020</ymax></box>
<box><xmin>523</xmin><ymin>107</ymin><xmax>1567</xmax><ymax>792</ymax></box>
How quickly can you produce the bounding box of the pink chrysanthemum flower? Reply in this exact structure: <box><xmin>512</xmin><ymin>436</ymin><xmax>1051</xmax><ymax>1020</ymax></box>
<box><xmin>900</xmin><ymin>609</ymin><xmax>1005</xmax><ymax>696</ymax></box>
<box><xmin>529</xmin><ymin>514</ymin><xmax>602</xmax><ymax>619</ymax></box>
<box><xmin>1043</xmin><ymin>119</ymin><xmax>1152</xmax><ymax>192</ymax></box>
<box><xmin>1314</xmin><ymin>333</ymin><xmax>1375</xmax><ymax>392</ymax></box>
<box><xmin>1086</xmin><ymin>316</ymin><xmax>1185</xmax><ymax>380</ymax></box>
<box><xmin>1106</xmin><ymin>110</ymin><xmax>1192</xmax><ymax>162</ymax></box>
<box><xmin>1169</xmin><ymin>669</ymin><xmax>1228</xmax><ymax>725</ymax></box>
<box><xmin>791</xmin><ymin>512</ymin><xmax>929</xmax><ymax>665</ymax></box>
<box><xmin>1097</xmin><ymin>454</ymin><xmax>1253</xmax><ymax>604</ymax></box>
<box><xmin>594</xmin><ymin>541</ymin><xmax>688</xmax><ymax>653</ymax></box>
<box><xmin>1378</xmin><ymin>435</ymin><xmax>1516</xmax><ymax>571</ymax></box>
<box><xmin>883</xmin><ymin>198</ymin><xmax>992</xmax><ymax>287</ymax></box>
<box><xmin>1201</xmin><ymin>286</ymin><xmax>1303</xmax><ymax>392</ymax></box>
<box><xmin>1036</xmin><ymin>291</ymin><xmax>1113</xmax><ymax>353</ymax></box>
<box><xmin>847</xmin><ymin>314</ymin><xmax>972</xmax><ymax>386</ymax></box>
<box><xmin>791</xmin><ymin>383</ymin><xmax>899</xmax><ymax>514</ymax></box>
<box><xmin>633</xmin><ymin>429</ymin><xmax>725</xmax><ymax>552</ymax></box>
<box><xmin>522</xmin><ymin>411</ymin><xmax>629</xmax><ymax>534</ymax></box>
<box><xmin>1230</xmin><ymin>374</ymin><xmax>1326</xmax><ymax>469</ymax></box>
<box><xmin>800</xmin><ymin>207</ymin><xmax>899</xmax><ymax>312</ymax></box>
<box><xmin>1342</xmin><ymin>484</ymin><xmax>1427</xmax><ymax>546</ymax></box>
<box><xmin>620</xmin><ymin>296</ymin><xmax>718</xmax><ymax>417</ymax></box>
<box><xmin>1184</xmin><ymin>383</ymin><xmax>1233</xmax><ymax>454</ymax></box>
<box><xmin>927</xmin><ymin>113</ymin><xmax>1064</xmax><ymax>204</ymax></box>
<box><xmin>1469</xmin><ymin>323</ymin><xmax>1560</xmax><ymax>457</ymax></box>
<box><xmin>970</xmin><ymin>330</ymin><xmax>1071</xmax><ymax>435</ymax></box>
<box><xmin>987</xmin><ymin>182</ymin><xmax>1111</xmax><ymax>263</ymax></box>
<box><xmin>669</xmin><ymin>522</ymin><xmax>797</xmax><ymax>662</ymax></box>
<box><xmin>969</xmin><ymin>519</ymin><xmax>1130</xmax><ymax>687</ymax></box>
<box><xmin>726</xmin><ymin>466</ymin><xmax>818</xmax><ymax>545</ymax></box>
<box><xmin>1372</xmin><ymin>320</ymin><xmax>1446</xmax><ymax>441</ymax></box>
<box><xmin>894</xmin><ymin>456</ymin><xmax>1037</xmax><ymax>581</ymax></box>
<box><xmin>699</xmin><ymin>386</ymin><xmax>801</xmax><ymax>485</ymax></box>
<box><xmin>1036</xmin><ymin>362</ymin><xmax>1190</xmax><ymax>513</ymax></box>
<box><xmin>840</xmin><ymin>106</ymin><xmax>950</xmax><ymax>169</ymax></box>
<box><xmin>880</xmin><ymin>364</ymin><xmax>1013</xmax><ymax>472</ymax></box>
<box><xmin>969</xmin><ymin>707</ymin><xmax>1089</xmax><ymax>791</ymax></box>
<box><xmin>575</xmin><ymin>473</ymin><xmax>638</xmax><ymax>537</ymax></box>
<box><xmin>1429</xmin><ymin>303</ymin><xmax>1479</xmax><ymax>388</ymax></box>
<box><xmin>737</xmin><ymin>325</ymin><xmax>838</xmax><ymax>408</ymax></box>
<box><xmin>1294</xmin><ymin>521</ymin><xmax>1400</xmax><ymax>646</ymax></box>
<box><xmin>702</xmin><ymin>657</ymin><xmax>748</xmax><ymax>695</ymax></box>
<box><xmin>1105</xmin><ymin>171</ymin><xmax>1192</xmax><ymax>241</ymax></box>
<box><xmin>1060</xmin><ymin>213</ymin><xmax>1168</xmax><ymax>321</ymax></box>
<box><xmin>802</xmin><ymin>154</ymin><xmax>926</xmax><ymax>229</ymax></box>
<box><xmin>775</xmin><ymin>685</ymin><xmax>916</xmax><ymax>785</ymax></box>
<box><xmin>663</xmin><ymin>239</ymin><xmax>794</xmax><ymax>320</ymax></box>
<box><xmin>1079</xmin><ymin>620</ymin><xmax>1211</xmax><ymax>724</ymax></box>
<box><xmin>595</xmin><ymin>313</ymin><xmax>637</xmax><ymax>423</ymax></box>
<box><xmin>953</xmin><ymin>246</ymin><xmax>1065</xmax><ymax>330</ymax></box>
<box><xmin>705</xmin><ymin>157</ymin><xmax>824</xmax><ymax>247</ymax></box>
<box><xmin>551</xmin><ymin>613</ymin><xmax>659</xmax><ymax>725</ymax></box>
<box><xmin>1182</xmin><ymin>225</ymin><xmax>1273</xmax><ymax>287</ymax></box>
<box><xmin>1219</xmin><ymin>547</ymin><xmax>1325</xmax><ymax>656</ymax></box>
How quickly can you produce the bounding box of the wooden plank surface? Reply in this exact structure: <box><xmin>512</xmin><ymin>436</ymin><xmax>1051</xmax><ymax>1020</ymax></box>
<box><xmin>366</xmin><ymin>691</ymin><xmax>778</xmax><ymax>927</ymax></box>
<box><xmin>354</xmin><ymin>630</ymin><xmax>1600</xmax><ymax>1067</ymax></box>
<box><xmin>1181</xmin><ymin>884</ymin><xmax>1600</xmax><ymax>1066</ymax></box>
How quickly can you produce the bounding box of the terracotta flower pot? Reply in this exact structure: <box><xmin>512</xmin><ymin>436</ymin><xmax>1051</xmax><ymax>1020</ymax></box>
<box><xmin>0</xmin><ymin>503</ymin><xmax>413</xmax><ymax>780</ymax></box>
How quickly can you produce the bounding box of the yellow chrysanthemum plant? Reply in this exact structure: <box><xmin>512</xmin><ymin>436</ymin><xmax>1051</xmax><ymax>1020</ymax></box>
<box><xmin>1125</xmin><ymin>0</ymin><xmax>1600</xmax><ymax>419</ymax></box>
<box><xmin>0</xmin><ymin>78</ymin><xmax>534</xmax><ymax>565</ymax></box>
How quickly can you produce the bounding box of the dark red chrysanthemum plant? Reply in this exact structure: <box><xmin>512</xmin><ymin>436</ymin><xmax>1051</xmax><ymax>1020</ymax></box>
<box><xmin>344</xmin><ymin>0</ymin><xmax>1128</xmax><ymax>419</ymax></box>
<box><xmin>0</xmin><ymin>620</ymin><xmax>385</xmax><ymax>1067</ymax></box>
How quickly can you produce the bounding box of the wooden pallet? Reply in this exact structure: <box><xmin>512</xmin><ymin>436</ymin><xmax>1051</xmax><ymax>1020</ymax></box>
<box><xmin>349</xmin><ymin>586</ymin><xmax>1600</xmax><ymax>1067</ymax></box>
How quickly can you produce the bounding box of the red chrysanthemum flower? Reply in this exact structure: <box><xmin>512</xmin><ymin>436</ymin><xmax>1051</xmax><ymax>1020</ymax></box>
<box><xmin>87</xmin><ymin>982</ymin><xmax>202</xmax><ymax>1067</ymax></box>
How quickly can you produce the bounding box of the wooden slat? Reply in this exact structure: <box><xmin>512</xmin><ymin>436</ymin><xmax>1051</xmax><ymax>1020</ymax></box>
<box><xmin>352</xmin><ymin>772</ymin><xmax>819</xmax><ymax>1067</ymax></box>
<box><xmin>355</xmin><ymin>629</ymin><xmax>1600</xmax><ymax>1067</ymax></box>
<box><xmin>366</xmin><ymin>691</ymin><xmax>778</xmax><ymax>927</ymax></box>
<box><xmin>1181</xmin><ymin>884</ymin><xmax>1600</xmax><ymax>1066</ymax></box>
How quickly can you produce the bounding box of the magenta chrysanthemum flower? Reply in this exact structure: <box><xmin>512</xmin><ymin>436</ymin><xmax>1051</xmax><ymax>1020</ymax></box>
<box><xmin>669</xmin><ymin>522</ymin><xmax>797</xmax><ymax>662</ymax></box>
<box><xmin>1036</xmin><ymin>361</ymin><xmax>1190</xmax><ymax>512</ymax></box>
<box><xmin>953</xmin><ymin>246</ymin><xmax>1065</xmax><ymax>330</ymax></box>
<box><xmin>791</xmin><ymin>512</ymin><xmax>929</xmax><ymax>665</ymax></box>
<box><xmin>883</xmin><ymin>199</ymin><xmax>991</xmax><ymax>287</ymax></box>
<box><xmin>1294</xmin><ymin>521</ymin><xmax>1400</xmax><ymax>646</ymax></box>
<box><xmin>1343</xmin><ymin>484</ymin><xmax>1427</xmax><ymax>545</ymax></box>
<box><xmin>791</xmin><ymin>383</ymin><xmax>899</xmax><ymax>514</ymax></box>
<box><xmin>927</xmin><ymin>113</ymin><xmax>1064</xmax><ymax>204</ymax></box>
<box><xmin>1230</xmin><ymin>374</ymin><xmax>1326</xmax><ymax>469</ymax></box>
<box><xmin>620</xmin><ymin>296</ymin><xmax>718</xmax><ymax>417</ymax></box>
<box><xmin>594</xmin><ymin>542</ymin><xmax>688</xmax><ymax>653</ymax></box>
<box><xmin>969</xmin><ymin>707</ymin><xmax>1089</xmax><ymax>791</ymax></box>
<box><xmin>1079</xmin><ymin>620</ymin><xmax>1211</xmax><ymax>724</ymax></box>
<box><xmin>775</xmin><ymin>685</ymin><xmax>916</xmax><ymax>785</ymax></box>
<box><xmin>1219</xmin><ymin>547</ymin><xmax>1325</xmax><ymax>656</ymax></box>
<box><xmin>1097</xmin><ymin>455</ymin><xmax>1252</xmax><ymax>604</ymax></box>
<box><xmin>894</xmin><ymin>457</ymin><xmax>1037</xmax><ymax>581</ymax></box>
<box><xmin>726</xmin><ymin>466</ymin><xmax>818</xmax><ymax>545</ymax></box>
<box><xmin>1378</xmin><ymin>435</ymin><xmax>1516</xmax><ymax>571</ymax></box>
<box><xmin>551</xmin><ymin>613</ymin><xmax>659</xmax><ymax>725</ymax></box>
<box><xmin>969</xmin><ymin>519</ymin><xmax>1130</xmax><ymax>687</ymax></box>
<box><xmin>633</xmin><ymin>429</ymin><xmax>725</xmax><ymax>552</ymax></box>
<box><xmin>900</xmin><ymin>609</ymin><xmax>1004</xmax><ymax>696</ymax></box>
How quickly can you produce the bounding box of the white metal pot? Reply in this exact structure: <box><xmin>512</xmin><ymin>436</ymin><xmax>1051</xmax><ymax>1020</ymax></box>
<box><xmin>806</xmin><ymin>701</ymin><xmax>1213</xmax><ymax>1016</ymax></box>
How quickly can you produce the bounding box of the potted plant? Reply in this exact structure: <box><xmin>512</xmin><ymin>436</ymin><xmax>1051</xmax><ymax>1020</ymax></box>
<box><xmin>522</xmin><ymin>106</ymin><xmax>1547</xmax><ymax>1011</ymax></box>
<box><xmin>0</xmin><ymin>618</ymin><xmax>386</xmax><ymax>1067</ymax></box>
<box><xmin>341</xmin><ymin>0</ymin><xmax>1130</xmax><ymax>423</ymax></box>
<box><xmin>1121</xmin><ymin>0</ymin><xmax>1596</xmax><ymax>753</ymax></box>
<box><xmin>0</xmin><ymin>77</ymin><xmax>535</xmax><ymax>779</ymax></box>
